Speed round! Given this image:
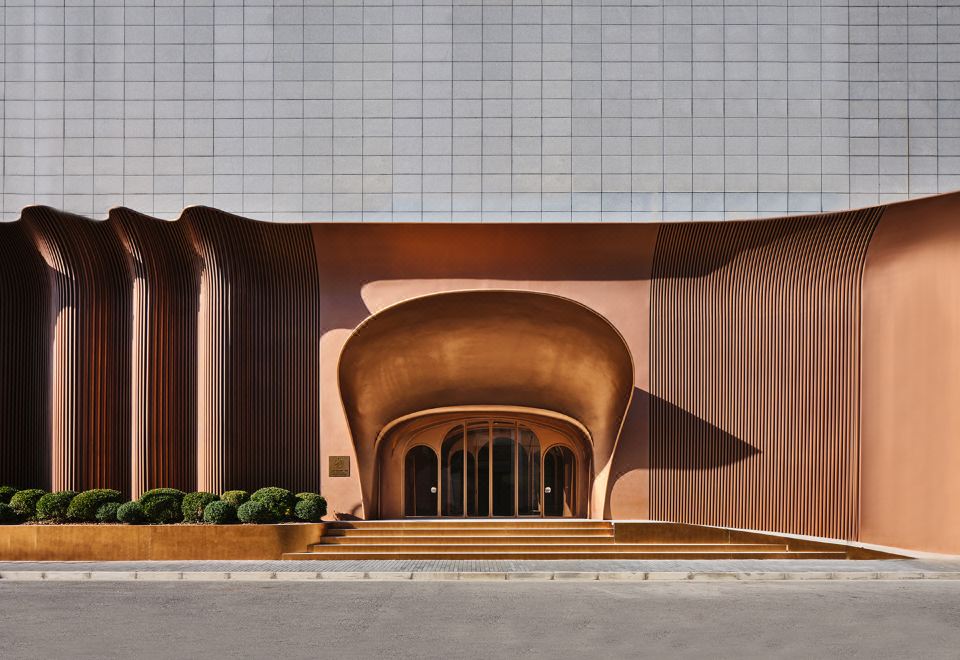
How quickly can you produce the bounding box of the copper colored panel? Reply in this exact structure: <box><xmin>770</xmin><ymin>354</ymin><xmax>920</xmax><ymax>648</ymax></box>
<box><xmin>0</xmin><ymin>221</ymin><xmax>51</xmax><ymax>488</ymax></box>
<box><xmin>20</xmin><ymin>207</ymin><xmax>133</xmax><ymax>495</ymax></box>
<box><xmin>185</xmin><ymin>207</ymin><xmax>321</xmax><ymax>494</ymax></box>
<box><xmin>649</xmin><ymin>208</ymin><xmax>882</xmax><ymax>540</ymax></box>
<box><xmin>112</xmin><ymin>208</ymin><xmax>201</xmax><ymax>497</ymax></box>
<box><xmin>860</xmin><ymin>192</ymin><xmax>960</xmax><ymax>554</ymax></box>
<box><xmin>338</xmin><ymin>289</ymin><xmax>634</xmax><ymax>519</ymax></box>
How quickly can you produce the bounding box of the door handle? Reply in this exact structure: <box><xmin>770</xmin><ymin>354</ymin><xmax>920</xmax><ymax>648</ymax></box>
<box><xmin>430</xmin><ymin>486</ymin><xmax>437</xmax><ymax>494</ymax></box>
<box><xmin>544</xmin><ymin>486</ymin><xmax>552</xmax><ymax>494</ymax></box>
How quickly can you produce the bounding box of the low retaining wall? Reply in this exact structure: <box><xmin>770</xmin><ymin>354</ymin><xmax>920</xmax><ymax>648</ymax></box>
<box><xmin>0</xmin><ymin>523</ymin><xmax>325</xmax><ymax>561</ymax></box>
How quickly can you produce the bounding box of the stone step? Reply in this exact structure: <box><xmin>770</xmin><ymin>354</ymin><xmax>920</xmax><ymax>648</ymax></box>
<box><xmin>282</xmin><ymin>550</ymin><xmax>849</xmax><ymax>561</ymax></box>
<box><xmin>304</xmin><ymin>543</ymin><xmax>792</xmax><ymax>553</ymax></box>
<box><xmin>326</xmin><ymin>527</ymin><xmax>614</xmax><ymax>537</ymax></box>
<box><xmin>316</xmin><ymin>534</ymin><xmax>618</xmax><ymax>545</ymax></box>
<box><xmin>328</xmin><ymin>520</ymin><xmax>613</xmax><ymax>530</ymax></box>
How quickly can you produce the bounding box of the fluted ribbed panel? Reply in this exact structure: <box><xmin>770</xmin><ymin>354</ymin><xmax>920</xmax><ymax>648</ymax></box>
<box><xmin>186</xmin><ymin>208</ymin><xmax>321</xmax><ymax>494</ymax></box>
<box><xmin>0</xmin><ymin>222</ymin><xmax>51</xmax><ymax>488</ymax></box>
<box><xmin>649</xmin><ymin>208</ymin><xmax>883</xmax><ymax>540</ymax></box>
<box><xmin>112</xmin><ymin>209</ymin><xmax>201</xmax><ymax>498</ymax></box>
<box><xmin>22</xmin><ymin>208</ymin><xmax>132</xmax><ymax>495</ymax></box>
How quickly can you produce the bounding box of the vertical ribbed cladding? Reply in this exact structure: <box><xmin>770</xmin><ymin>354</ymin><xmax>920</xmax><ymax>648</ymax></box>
<box><xmin>111</xmin><ymin>208</ymin><xmax>201</xmax><ymax>498</ymax></box>
<box><xmin>184</xmin><ymin>207</ymin><xmax>321</xmax><ymax>494</ymax></box>
<box><xmin>0</xmin><ymin>220</ymin><xmax>51</xmax><ymax>488</ymax></box>
<box><xmin>21</xmin><ymin>207</ymin><xmax>133</xmax><ymax>495</ymax></box>
<box><xmin>649</xmin><ymin>208</ymin><xmax>883</xmax><ymax>540</ymax></box>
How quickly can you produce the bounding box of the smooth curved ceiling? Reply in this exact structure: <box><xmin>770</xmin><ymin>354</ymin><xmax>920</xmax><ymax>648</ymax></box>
<box><xmin>338</xmin><ymin>289</ymin><xmax>635</xmax><ymax>518</ymax></box>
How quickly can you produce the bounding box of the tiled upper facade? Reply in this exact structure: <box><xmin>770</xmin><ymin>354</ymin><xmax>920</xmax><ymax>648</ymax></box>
<box><xmin>2</xmin><ymin>0</ymin><xmax>959</xmax><ymax>222</ymax></box>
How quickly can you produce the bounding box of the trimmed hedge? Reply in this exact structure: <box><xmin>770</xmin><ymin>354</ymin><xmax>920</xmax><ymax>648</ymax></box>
<box><xmin>116</xmin><ymin>501</ymin><xmax>146</xmax><ymax>525</ymax></box>
<box><xmin>67</xmin><ymin>489</ymin><xmax>123</xmax><ymax>522</ymax></box>
<box><xmin>0</xmin><ymin>503</ymin><xmax>17</xmax><ymax>524</ymax></box>
<box><xmin>182</xmin><ymin>492</ymin><xmax>219</xmax><ymax>523</ymax></box>
<box><xmin>9</xmin><ymin>489</ymin><xmax>46</xmax><ymax>520</ymax></box>
<box><xmin>220</xmin><ymin>490</ymin><xmax>249</xmax><ymax>507</ymax></box>
<box><xmin>294</xmin><ymin>497</ymin><xmax>326</xmax><ymax>522</ymax></box>
<box><xmin>250</xmin><ymin>487</ymin><xmax>295</xmax><ymax>521</ymax></box>
<box><xmin>139</xmin><ymin>488</ymin><xmax>186</xmax><ymax>524</ymax></box>
<box><xmin>95</xmin><ymin>501</ymin><xmax>121</xmax><ymax>523</ymax></box>
<box><xmin>35</xmin><ymin>491</ymin><xmax>78</xmax><ymax>522</ymax></box>
<box><xmin>237</xmin><ymin>500</ymin><xmax>276</xmax><ymax>524</ymax></box>
<box><xmin>0</xmin><ymin>486</ymin><xmax>18</xmax><ymax>504</ymax></box>
<box><xmin>203</xmin><ymin>500</ymin><xmax>238</xmax><ymax>525</ymax></box>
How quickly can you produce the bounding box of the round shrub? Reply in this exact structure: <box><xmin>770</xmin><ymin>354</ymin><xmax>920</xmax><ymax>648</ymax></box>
<box><xmin>250</xmin><ymin>487</ymin><xmax>295</xmax><ymax>521</ymax></box>
<box><xmin>116</xmin><ymin>501</ymin><xmax>146</xmax><ymax>525</ymax></box>
<box><xmin>182</xmin><ymin>491</ymin><xmax>219</xmax><ymax>523</ymax></box>
<box><xmin>35</xmin><ymin>491</ymin><xmax>77</xmax><ymax>522</ymax></box>
<box><xmin>142</xmin><ymin>495</ymin><xmax>183</xmax><ymax>524</ymax></box>
<box><xmin>0</xmin><ymin>486</ymin><xmax>18</xmax><ymax>504</ymax></box>
<box><xmin>0</xmin><ymin>503</ymin><xmax>17</xmax><ymax>524</ymax></box>
<box><xmin>237</xmin><ymin>500</ymin><xmax>276</xmax><ymax>524</ymax></box>
<box><xmin>95</xmin><ymin>501</ymin><xmax>121</xmax><ymax>523</ymax></box>
<box><xmin>66</xmin><ymin>489</ymin><xmax>123</xmax><ymax>522</ymax></box>
<box><xmin>138</xmin><ymin>488</ymin><xmax>185</xmax><ymax>524</ymax></box>
<box><xmin>220</xmin><ymin>490</ymin><xmax>249</xmax><ymax>507</ymax></box>
<box><xmin>9</xmin><ymin>488</ymin><xmax>46</xmax><ymax>520</ymax></box>
<box><xmin>203</xmin><ymin>500</ymin><xmax>238</xmax><ymax>525</ymax></box>
<box><xmin>294</xmin><ymin>497</ymin><xmax>326</xmax><ymax>522</ymax></box>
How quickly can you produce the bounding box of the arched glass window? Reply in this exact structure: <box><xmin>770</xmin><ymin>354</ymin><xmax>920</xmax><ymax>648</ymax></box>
<box><xmin>441</xmin><ymin>425</ymin><xmax>465</xmax><ymax>516</ymax></box>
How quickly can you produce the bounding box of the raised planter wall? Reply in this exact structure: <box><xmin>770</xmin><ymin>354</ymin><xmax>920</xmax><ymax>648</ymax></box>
<box><xmin>0</xmin><ymin>523</ymin><xmax>325</xmax><ymax>561</ymax></box>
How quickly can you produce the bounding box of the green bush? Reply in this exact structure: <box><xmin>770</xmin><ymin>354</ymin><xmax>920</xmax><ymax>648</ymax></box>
<box><xmin>203</xmin><ymin>500</ymin><xmax>238</xmax><ymax>525</ymax></box>
<box><xmin>237</xmin><ymin>500</ymin><xmax>276</xmax><ymax>524</ymax></box>
<box><xmin>0</xmin><ymin>486</ymin><xmax>18</xmax><ymax>504</ymax></box>
<box><xmin>250</xmin><ymin>487</ymin><xmax>295</xmax><ymax>521</ymax></box>
<box><xmin>9</xmin><ymin>488</ymin><xmax>46</xmax><ymax>520</ymax></box>
<box><xmin>0</xmin><ymin>503</ymin><xmax>17</xmax><ymax>524</ymax></box>
<box><xmin>220</xmin><ymin>490</ymin><xmax>249</xmax><ymax>507</ymax></box>
<box><xmin>95</xmin><ymin>502</ymin><xmax>121</xmax><ymax>523</ymax></box>
<box><xmin>294</xmin><ymin>497</ymin><xmax>326</xmax><ymax>522</ymax></box>
<box><xmin>182</xmin><ymin>492</ymin><xmax>219</xmax><ymax>523</ymax></box>
<box><xmin>67</xmin><ymin>489</ymin><xmax>123</xmax><ymax>522</ymax></box>
<box><xmin>142</xmin><ymin>495</ymin><xmax>183</xmax><ymax>524</ymax></box>
<box><xmin>139</xmin><ymin>488</ymin><xmax>185</xmax><ymax>524</ymax></box>
<box><xmin>116</xmin><ymin>501</ymin><xmax>146</xmax><ymax>525</ymax></box>
<box><xmin>35</xmin><ymin>491</ymin><xmax>78</xmax><ymax>522</ymax></box>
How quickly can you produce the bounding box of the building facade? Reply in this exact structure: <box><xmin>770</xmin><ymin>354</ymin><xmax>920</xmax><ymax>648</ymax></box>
<box><xmin>2</xmin><ymin>192</ymin><xmax>960</xmax><ymax>554</ymax></box>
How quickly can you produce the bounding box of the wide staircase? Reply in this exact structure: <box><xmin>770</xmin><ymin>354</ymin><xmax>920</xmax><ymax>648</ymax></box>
<box><xmin>281</xmin><ymin>520</ymin><xmax>866</xmax><ymax>560</ymax></box>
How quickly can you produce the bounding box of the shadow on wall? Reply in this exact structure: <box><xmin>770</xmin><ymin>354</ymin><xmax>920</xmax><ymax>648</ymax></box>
<box><xmin>606</xmin><ymin>388</ymin><xmax>759</xmax><ymax>518</ymax></box>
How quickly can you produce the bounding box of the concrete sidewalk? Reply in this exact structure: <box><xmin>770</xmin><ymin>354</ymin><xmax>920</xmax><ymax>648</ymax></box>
<box><xmin>2</xmin><ymin>558</ymin><xmax>959</xmax><ymax>581</ymax></box>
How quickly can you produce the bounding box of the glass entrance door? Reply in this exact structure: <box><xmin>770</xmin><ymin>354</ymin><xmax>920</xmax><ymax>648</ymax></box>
<box><xmin>543</xmin><ymin>446</ymin><xmax>576</xmax><ymax>517</ymax></box>
<box><xmin>436</xmin><ymin>420</ymin><xmax>547</xmax><ymax>518</ymax></box>
<box><xmin>404</xmin><ymin>446</ymin><xmax>438</xmax><ymax>516</ymax></box>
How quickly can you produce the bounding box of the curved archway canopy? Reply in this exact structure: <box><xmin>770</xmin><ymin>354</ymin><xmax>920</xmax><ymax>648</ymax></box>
<box><xmin>338</xmin><ymin>289</ymin><xmax>635</xmax><ymax>518</ymax></box>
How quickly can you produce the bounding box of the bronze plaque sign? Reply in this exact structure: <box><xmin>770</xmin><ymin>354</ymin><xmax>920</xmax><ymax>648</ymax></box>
<box><xmin>329</xmin><ymin>456</ymin><xmax>350</xmax><ymax>477</ymax></box>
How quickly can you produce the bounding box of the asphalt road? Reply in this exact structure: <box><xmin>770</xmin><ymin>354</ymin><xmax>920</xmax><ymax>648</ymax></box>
<box><xmin>2</xmin><ymin>580</ymin><xmax>959</xmax><ymax>659</ymax></box>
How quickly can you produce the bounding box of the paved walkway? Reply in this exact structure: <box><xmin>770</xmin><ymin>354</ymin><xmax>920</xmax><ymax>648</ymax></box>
<box><xmin>2</xmin><ymin>558</ymin><xmax>959</xmax><ymax>581</ymax></box>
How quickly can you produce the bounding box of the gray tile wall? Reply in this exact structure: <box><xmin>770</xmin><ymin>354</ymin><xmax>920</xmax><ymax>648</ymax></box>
<box><xmin>3</xmin><ymin>0</ymin><xmax>960</xmax><ymax>222</ymax></box>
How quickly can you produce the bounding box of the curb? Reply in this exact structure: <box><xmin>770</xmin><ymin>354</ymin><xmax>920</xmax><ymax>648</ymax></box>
<box><xmin>1</xmin><ymin>570</ymin><xmax>960</xmax><ymax>582</ymax></box>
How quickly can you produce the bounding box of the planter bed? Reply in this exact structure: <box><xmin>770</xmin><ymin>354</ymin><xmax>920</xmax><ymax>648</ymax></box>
<box><xmin>0</xmin><ymin>522</ymin><xmax>326</xmax><ymax>561</ymax></box>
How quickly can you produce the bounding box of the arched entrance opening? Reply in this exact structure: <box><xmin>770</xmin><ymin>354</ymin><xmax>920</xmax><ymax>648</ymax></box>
<box><xmin>385</xmin><ymin>409</ymin><xmax>591</xmax><ymax>518</ymax></box>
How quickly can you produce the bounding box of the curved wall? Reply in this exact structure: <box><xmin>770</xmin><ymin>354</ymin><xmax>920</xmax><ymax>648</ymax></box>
<box><xmin>0</xmin><ymin>221</ymin><xmax>50</xmax><ymax>488</ymax></box>
<box><xmin>21</xmin><ymin>207</ymin><xmax>132</xmax><ymax>494</ymax></box>
<box><xmin>186</xmin><ymin>207</ymin><xmax>322</xmax><ymax>495</ymax></box>
<box><xmin>649</xmin><ymin>208</ymin><xmax>883</xmax><ymax>540</ymax></box>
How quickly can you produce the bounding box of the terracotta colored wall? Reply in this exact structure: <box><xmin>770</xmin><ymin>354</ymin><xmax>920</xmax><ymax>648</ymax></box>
<box><xmin>648</xmin><ymin>208</ymin><xmax>882</xmax><ymax>540</ymax></box>
<box><xmin>0</xmin><ymin>221</ymin><xmax>50</xmax><ymax>488</ymax></box>
<box><xmin>22</xmin><ymin>208</ymin><xmax>133</xmax><ymax>495</ymax></box>
<box><xmin>861</xmin><ymin>193</ymin><xmax>960</xmax><ymax>554</ymax></box>
<box><xmin>187</xmin><ymin>207</ymin><xmax>322</xmax><ymax>494</ymax></box>
<box><xmin>112</xmin><ymin>209</ymin><xmax>201</xmax><ymax>497</ymax></box>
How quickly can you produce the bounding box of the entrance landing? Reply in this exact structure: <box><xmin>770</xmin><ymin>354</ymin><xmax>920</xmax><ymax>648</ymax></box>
<box><xmin>281</xmin><ymin>520</ymin><xmax>891</xmax><ymax>561</ymax></box>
